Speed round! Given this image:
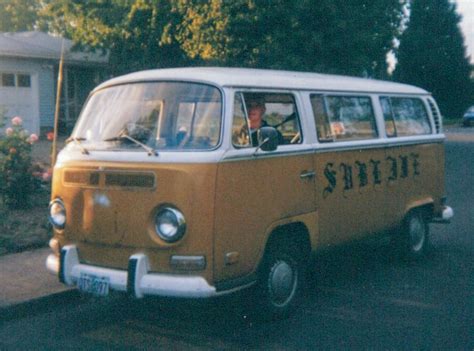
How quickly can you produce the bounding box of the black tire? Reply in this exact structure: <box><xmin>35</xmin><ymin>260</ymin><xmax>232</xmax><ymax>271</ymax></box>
<box><xmin>254</xmin><ymin>241</ymin><xmax>305</xmax><ymax>320</ymax></box>
<box><xmin>393</xmin><ymin>210</ymin><xmax>430</xmax><ymax>260</ymax></box>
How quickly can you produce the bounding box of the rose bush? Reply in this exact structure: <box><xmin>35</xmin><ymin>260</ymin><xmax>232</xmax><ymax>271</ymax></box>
<box><xmin>0</xmin><ymin>117</ymin><xmax>38</xmax><ymax>209</ymax></box>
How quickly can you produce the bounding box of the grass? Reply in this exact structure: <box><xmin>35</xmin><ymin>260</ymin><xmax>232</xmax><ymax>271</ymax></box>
<box><xmin>0</xmin><ymin>189</ymin><xmax>52</xmax><ymax>256</ymax></box>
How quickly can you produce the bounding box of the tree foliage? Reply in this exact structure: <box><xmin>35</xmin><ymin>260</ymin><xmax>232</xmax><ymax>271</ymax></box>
<box><xmin>40</xmin><ymin>0</ymin><xmax>191</xmax><ymax>74</ymax></box>
<box><xmin>394</xmin><ymin>0</ymin><xmax>473</xmax><ymax>119</ymax></box>
<box><xmin>0</xmin><ymin>0</ymin><xmax>40</xmax><ymax>32</ymax></box>
<box><xmin>171</xmin><ymin>0</ymin><xmax>405</xmax><ymax>77</ymax></box>
<box><xmin>37</xmin><ymin>0</ymin><xmax>405</xmax><ymax>77</ymax></box>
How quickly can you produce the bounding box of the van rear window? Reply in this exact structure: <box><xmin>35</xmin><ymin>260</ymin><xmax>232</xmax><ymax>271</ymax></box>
<box><xmin>311</xmin><ymin>95</ymin><xmax>378</xmax><ymax>142</ymax></box>
<box><xmin>380</xmin><ymin>97</ymin><xmax>432</xmax><ymax>137</ymax></box>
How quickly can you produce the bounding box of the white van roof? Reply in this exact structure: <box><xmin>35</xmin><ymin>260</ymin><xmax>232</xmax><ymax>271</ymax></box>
<box><xmin>96</xmin><ymin>67</ymin><xmax>429</xmax><ymax>95</ymax></box>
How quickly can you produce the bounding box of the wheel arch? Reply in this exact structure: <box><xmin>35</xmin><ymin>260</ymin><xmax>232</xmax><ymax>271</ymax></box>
<box><xmin>259</xmin><ymin>221</ymin><xmax>312</xmax><ymax>268</ymax></box>
<box><xmin>405</xmin><ymin>198</ymin><xmax>434</xmax><ymax>221</ymax></box>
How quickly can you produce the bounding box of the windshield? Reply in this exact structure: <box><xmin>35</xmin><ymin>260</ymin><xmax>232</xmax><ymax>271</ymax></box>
<box><xmin>71</xmin><ymin>82</ymin><xmax>222</xmax><ymax>151</ymax></box>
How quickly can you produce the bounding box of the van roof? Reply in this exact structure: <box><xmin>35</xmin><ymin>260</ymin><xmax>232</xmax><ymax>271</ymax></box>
<box><xmin>96</xmin><ymin>67</ymin><xmax>429</xmax><ymax>95</ymax></box>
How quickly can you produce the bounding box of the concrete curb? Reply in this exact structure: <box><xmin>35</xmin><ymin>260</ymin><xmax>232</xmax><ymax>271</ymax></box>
<box><xmin>0</xmin><ymin>289</ymin><xmax>81</xmax><ymax>322</ymax></box>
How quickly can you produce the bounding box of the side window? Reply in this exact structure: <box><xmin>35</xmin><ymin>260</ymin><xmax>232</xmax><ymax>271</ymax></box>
<box><xmin>311</xmin><ymin>95</ymin><xmax>377</xmax><ymax>142</ymax></box>
<box><xmin>232</xmin><ymin>92</ymin><xmax>303</xmax><ymax>148</ymax></box>
<box><xmin>380</xmin><ymin>97</ymin><xmax>432</xmax><ymax>136</ymax></box>
<box><xmin>380</xmin><ymin>97</ymin><xmax>396</xmax><ymax>137</ymax></box>
<box><xmin>311</xmin><ymin>95</ymin><xmax>332</xmax><ymax>142</ymax></box>
<box><xmin>232</xmin><ymin>93</ymin><xmax>250</xmax><ymax>147</ymax></box>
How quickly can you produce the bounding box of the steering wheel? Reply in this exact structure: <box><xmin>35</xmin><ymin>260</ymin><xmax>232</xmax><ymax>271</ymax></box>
<box><xmin>290</xmin><ymin>132</ymin><xmax>301</xmax><ymax>144</ymax></box>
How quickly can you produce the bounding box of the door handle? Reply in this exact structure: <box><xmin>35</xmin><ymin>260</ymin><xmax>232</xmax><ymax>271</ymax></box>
<box><xmin>300</xmin><ymin>170</ymin><xmax>315</xmax><ymax>180</ymax></box>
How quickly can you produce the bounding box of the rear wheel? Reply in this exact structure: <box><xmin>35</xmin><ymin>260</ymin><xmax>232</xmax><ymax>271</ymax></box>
<box><xmin>393</xmin><ymin>210</ymin><xmax>430</xmax><ymax>260</ymax></box>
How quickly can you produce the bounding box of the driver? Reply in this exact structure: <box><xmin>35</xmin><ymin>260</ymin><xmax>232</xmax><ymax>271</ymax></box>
<box><xmin>247</xmin><ymin>100</ymin><xmax>269</xmax><ymax>146</ymax></box>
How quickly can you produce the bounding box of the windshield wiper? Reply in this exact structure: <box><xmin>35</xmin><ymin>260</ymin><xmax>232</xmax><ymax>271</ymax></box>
<box><xmin>65</xmin><ymin>137</ymin><xmax>89</xmax><ymax>155</ymax></box>
<box><xmin>104</xmin><ymin>131</ymin><xmax>158</xmax><ymax>156</ymax></box>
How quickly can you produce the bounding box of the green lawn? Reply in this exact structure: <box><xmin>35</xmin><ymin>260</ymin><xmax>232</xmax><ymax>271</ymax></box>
<box><xmin>0</xmin><ymin>190</ymin><xmax>51</xmax><ymax>256</ymax></box>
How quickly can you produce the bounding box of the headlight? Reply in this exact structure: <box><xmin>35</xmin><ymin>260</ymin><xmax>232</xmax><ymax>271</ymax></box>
<box><xmin>49</xmin><ymin>199</ymin><xmax>66</xmax><ymax>229</ymax></box>
<box><xmin>154</xmin><ymin>207</ymin><xmax>186</xmax><ymax>243</ymax></box>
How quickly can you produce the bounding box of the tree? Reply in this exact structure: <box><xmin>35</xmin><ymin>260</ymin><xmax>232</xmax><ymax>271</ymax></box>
<box><xmin>172</xmin><ymin>0</ymin><xmax>405</xmax><ymax>78</ymax></box>
<box><xmin>0</xmin><ymin>0</ymin><xmax>40</xmax><ymax>32</ymax></box>
<box><xmin>41</xmin><ymin>1</ymin><xmax>406</xmax><ymax>78</ymax></box>
<box><xmin>41</xmin><ymin>0</ymin><xmax>191</xmax><ymax>75</ymax></box>
<box><xmin>394</xmin><ymin>0</ymin><xmax>473</xmax><ymax>120</ymax></box>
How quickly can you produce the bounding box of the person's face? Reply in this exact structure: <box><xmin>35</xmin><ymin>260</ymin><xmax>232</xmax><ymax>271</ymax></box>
<box><xmin>248</xmin><ymin>106</ymin><xmax>265</xmax><ymax>129</ymax></box>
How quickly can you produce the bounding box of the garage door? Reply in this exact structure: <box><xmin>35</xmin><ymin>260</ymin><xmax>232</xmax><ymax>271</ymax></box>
<box><xmin>0</xmin><ymin>72</ymin><xmax>39</xmax><ymax>135</ymax></box>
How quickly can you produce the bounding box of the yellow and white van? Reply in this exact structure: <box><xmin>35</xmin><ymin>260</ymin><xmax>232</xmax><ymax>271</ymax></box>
<box><xmin>46</xmin><ymin>68</ymin><xmax>453</xmax><ymax>318</ymax></box>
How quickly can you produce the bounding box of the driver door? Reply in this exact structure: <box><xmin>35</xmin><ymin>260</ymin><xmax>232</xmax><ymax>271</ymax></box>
<box><xmin>213</xmin><ymin>90</ymin><xmax>315</xmax><ymax>283</ymax></box>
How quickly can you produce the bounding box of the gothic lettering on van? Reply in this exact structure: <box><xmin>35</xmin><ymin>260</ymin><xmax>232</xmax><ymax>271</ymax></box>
<box><xmin>399</xmin><ymin>155</ymin><xmax>409</xmax><ymax>178</ymax></box>
<box><xmin>355</xmin><ymin>161</ymin><xmax>368</xmax><ymax>188</ymax></box>
<box><xmin>411</xmin><ymin>153</ymin><xmax>420</xmax><ymax>176</ymax></box>
<box><xmin>322</xmin><ymin>153</ymin><xmax>421</xmax><ymax>198</ymax></box>
<box><xmin>369</xmin><ymin>159</ymin><xmax>382</xmax><ymax>185</ymax></box>
<box><xmin>386</xmin><ymin>156</ymin><xmax>398</xmax><ymax>181</ymax></box>
<box><xmin>323</xmin><ymin>163</ymin><xmax>337</xmax><ymax>199</ymax></box>
<box><xmin>340</xmin><ymin>163</ymin><xmax>353</xmax><ymax>191</ymax></box>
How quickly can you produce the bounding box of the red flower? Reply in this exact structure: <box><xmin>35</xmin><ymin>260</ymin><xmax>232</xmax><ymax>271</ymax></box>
<box><xmin>9</xmin><ymin>147</ymin><xmax>17</xmax><ymax>154</ymax></box>
<box><xmin>46</xmin><ymin>131</ymin><xmax>55</xmax><ymax>141</ymax></box>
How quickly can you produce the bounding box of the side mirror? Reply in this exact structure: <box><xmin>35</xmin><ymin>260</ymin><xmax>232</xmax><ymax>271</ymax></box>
<box><xmin>257</xmin><ymin>127</ymin><xmax>279</xmax><ymax>152</ymax></box>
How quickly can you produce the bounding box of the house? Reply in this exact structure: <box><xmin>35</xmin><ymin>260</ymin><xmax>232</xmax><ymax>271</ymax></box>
<box><xmin>0</xmin><ymin>31</ymin><xmax>109</xmax><ymax>136</ymax></box>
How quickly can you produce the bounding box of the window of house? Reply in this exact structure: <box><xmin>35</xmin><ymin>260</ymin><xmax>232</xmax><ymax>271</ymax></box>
<box><xmin>1</xmin><ymin>73</ymin><xmax>15</xmax><ymax>87</ymax></box>
<box><xmin>17</xmin><ymin>74</ymin><xmax>31</xmax><ymax>87</ymax></box>
<box><xmin>311</xmin><ymin>94</ymin><xmax>378</xmax><ymax>142</ymax></box>
<box><xmin>380</xmin><ymin>97</ymin><xmax>432</xmax><ymax>136</ymax></box>
<box><xmin>232</xmin><ymin>92</ymin><xmax>302</xmax><ymax>148</ymax></box>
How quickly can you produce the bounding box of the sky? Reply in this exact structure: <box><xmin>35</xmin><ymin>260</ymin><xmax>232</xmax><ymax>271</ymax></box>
<box><xmin>456</xmin><ymin>0</ymin><xmax>474</xmax><ymax>62</ymax></box>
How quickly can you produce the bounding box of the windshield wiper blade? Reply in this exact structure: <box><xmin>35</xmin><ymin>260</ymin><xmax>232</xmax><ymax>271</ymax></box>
<box><xmin>104</xmin><ymin>132</ymin><xmax>158</xmax><ymax>156</ymax></box>
<box><xmin>65</xmin><ymin>137</ymin><xmax>89</xmax><ymax>155</ymax></box>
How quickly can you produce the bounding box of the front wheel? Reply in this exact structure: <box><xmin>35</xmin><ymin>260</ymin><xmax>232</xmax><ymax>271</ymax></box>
<box><xmin>255</xmin><ymin>242</ymin><xmax>305</xmax><ymax>320</ymax></box>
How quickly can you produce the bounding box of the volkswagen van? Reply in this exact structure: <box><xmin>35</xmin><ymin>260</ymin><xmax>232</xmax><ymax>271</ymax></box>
<box><xmin>46</xmin><ymin>68</ymin><xmax>453</xmax><ymax>318</ymax></box>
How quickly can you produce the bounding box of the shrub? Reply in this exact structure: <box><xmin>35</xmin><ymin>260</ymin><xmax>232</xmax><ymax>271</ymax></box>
<box><xmin>0</xmin><ymin>117</ymin><xmax>38</xmax><ymax>209</ymax></box>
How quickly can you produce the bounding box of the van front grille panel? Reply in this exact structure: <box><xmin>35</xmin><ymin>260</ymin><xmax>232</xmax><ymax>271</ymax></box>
<box><xmin>104</xmin><ymin>173</ymin><xmax>155</xmax><ymax>188</ymax></box>
<box><xmin>63</xmin><ymin>170</ymin><xmax>155</xmax><ymax>189</ymax></box>
<box><xmin>63</xmin><ymin>171</ymin><xmax>100</xmax><ymax>186</ymax></box>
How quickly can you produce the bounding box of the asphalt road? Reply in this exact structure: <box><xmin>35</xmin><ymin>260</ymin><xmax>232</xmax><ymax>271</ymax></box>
<box><xmin>1</xmin><ymin>137</ymin><xmax>473</xmax><ymax>350</ymax></box>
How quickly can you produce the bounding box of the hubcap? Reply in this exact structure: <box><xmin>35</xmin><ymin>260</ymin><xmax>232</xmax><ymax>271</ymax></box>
<box><xmin>268</xmin><ymin>260</ymin><xmax>297</xmax><ymax>307</ymax></box>
<box><xmin>409</xmin><ymin>216</ymin><xmax>425</xmax><ymax>253</ymax></box>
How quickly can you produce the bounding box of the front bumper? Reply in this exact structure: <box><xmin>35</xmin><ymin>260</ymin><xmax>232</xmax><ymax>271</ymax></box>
<box><xmin>46</xmin><ymin>245</ymin><xmax>218</xmax><ymax>298</ymax></box>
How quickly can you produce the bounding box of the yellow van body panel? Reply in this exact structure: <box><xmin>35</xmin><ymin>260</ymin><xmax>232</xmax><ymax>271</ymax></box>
<box><xmin>213</xmin><ymin>153</ymin><xmax>315</xmax><ymax>282</ymax></box>
<box><xmin>314</xmin><ymin>141</ymin><xmax>444</xmax><ymax>247</ymax></box>
<box><xmin>51</xmin><ymin>160</ymin><xmax>218</xmax><ymax>283</ymax></box>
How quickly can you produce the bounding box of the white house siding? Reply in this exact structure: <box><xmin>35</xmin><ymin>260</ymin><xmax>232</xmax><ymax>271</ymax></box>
<box><xmin>0</xmin><ymin>57</ymin><xmax>54</xmax><ymax>135</ymax></box>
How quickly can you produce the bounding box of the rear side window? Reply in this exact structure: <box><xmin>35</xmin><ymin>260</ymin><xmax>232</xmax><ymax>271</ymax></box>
<box><xmin>380</xmin><ymin>97</ymin><xmax>432</xmax><ymax>136</ymax></box>
<box><xmin>311</xmin><ymin>95</ymin><xmax>378</xmax><ymax>142</ymax></box>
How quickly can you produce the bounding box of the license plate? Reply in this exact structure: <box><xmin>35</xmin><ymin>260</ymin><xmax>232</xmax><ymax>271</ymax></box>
<box><xmin>78</xmin><ymin>273</ymin><xmax>110</xmax><ymax>297</ymax></box>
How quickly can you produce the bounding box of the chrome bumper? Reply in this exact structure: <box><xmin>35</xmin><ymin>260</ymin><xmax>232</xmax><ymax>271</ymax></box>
<box><xmin>431</xmin><ymin>206</ymin><xmax>454</xmax><ymax>224</ymax></box>
<box><xmin>46</xmin><ymin>245</ymin><xmax>217</xmax><ymax>298</ymax></box>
